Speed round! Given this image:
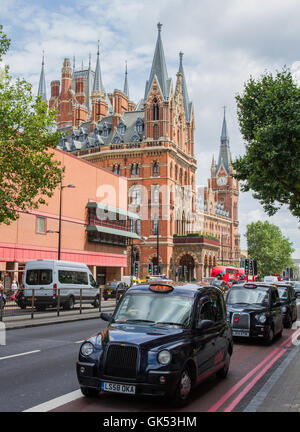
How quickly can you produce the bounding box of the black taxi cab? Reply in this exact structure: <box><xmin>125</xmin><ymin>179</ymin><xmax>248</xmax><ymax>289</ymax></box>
<box><xmin>226</xmin><ymin>282</ymin><xmax>283</xmax><ymax>344</ymax></box>
<box><xmin>76</xmin><ymin>282</ymin><xmax>233</xmax><ymax>407</ymax></box>
<box><xmin>275</xmin><ymin>282</ymin><xmax>297</xmax><ymax>328</ymax></box>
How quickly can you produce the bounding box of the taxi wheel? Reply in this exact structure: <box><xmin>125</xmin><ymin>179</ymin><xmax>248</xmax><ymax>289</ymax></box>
<box><xmin>264</xmin><ymin>326</ymin><xmax>274</xmax><ymax>345</ymax></box>
<box><xmin>80</xmin><ymin>387</ymin><xmax>99</xmax><ymax>398</ymax></box>
<box><xmin>172</xmin><ymin>367</ymin><xmax>192</xmax><ymax>407</ymax></box>
<box><xmin>284</xmin><ymin>314</ymin><xmax>292</xmax><ymax>329</ymax></box>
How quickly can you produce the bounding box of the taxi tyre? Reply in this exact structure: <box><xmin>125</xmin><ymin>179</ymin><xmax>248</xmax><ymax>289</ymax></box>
<box><xmin>284</xmin><ymin>313</ymin><xmax>293</xmax><ymax>329</ymax></box>
<box><xmin>216</xmin><ymin>351</ymin><xmax>231</xmax><ymax>379</ymax></box>
<box><xmin>264</xmin><ymin>325</ymin><xmax>274</xmax><ymax>345</ymax></box>
<box><xmin>80</xmin><ymin>386</ymin><xmax>99</xmax><ymax>398</ymax></box>
<box><xmin>172</xmin><ymin>366</ymin><xmax>192</xmax><ymax>408</ymax></box>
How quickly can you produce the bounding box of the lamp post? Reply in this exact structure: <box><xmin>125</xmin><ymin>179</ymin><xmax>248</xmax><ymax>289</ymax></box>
<box><xmin>47</xmin><ymin>183</ymin><xmax>75</xmax><ymax>260</ymax></box>
<box><xmin>156</xmin><ymin>218</ymin><xmax>160</xmax><ymax>274</ymax></box>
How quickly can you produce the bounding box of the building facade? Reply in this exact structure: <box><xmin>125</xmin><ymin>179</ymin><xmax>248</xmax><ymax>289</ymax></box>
<box><xmin>38</xmin><ymin>23</ymin><xmax>240</xmax><ymax>281</ymax></box>
<box><xmin>0</xmin><ymin>149</ymin><xmax>139</xmax><ymax>287</ymax></box>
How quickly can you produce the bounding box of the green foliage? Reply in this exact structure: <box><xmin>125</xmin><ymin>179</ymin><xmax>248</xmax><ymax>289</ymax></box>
<box><xmin>246</xmin><ymin>221</ymin><xmax>294</xmax><ymax>275</ymax></box>
<box><xmin>0</xmin><ymin>25</ymin><xmax>63</xmax><ymax>224</ymax></box>
<box><xmin>233</xmin><ymin>68</ymin><xmax>300</xmax><ymax>219</ymax></box>
<box><xmin>173</xmin><ymin>232</ymin><xmax>219</xmax><ymax>241</ymax></box>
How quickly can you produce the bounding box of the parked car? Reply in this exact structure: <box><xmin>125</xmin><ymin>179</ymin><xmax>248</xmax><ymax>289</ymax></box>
<box><xmin>276</xmin><ymin>283</ymin><xmax>297</xmax><ymax>328</ymax></box>
<box><xmin>226</xmin><ymin>282</ymin><xmax>283</xmax><ymax>345</ymax></box>
<box><xmin>294</xmin><ymin>282</ymin><xmax>300</xmax><ymax>298</ymax></box>
<box><xmin>23</xmin><ymin>260</ymin><xmax>99</xmax><ymax>311</ymax></box>
<box><xmin>77</xmin><ymin>281</ymin><xmax>233</xmax><ymax>407</ymax></box>
<box><xmin>102</xmin><ymin>281</ymin><xmax>128</xmax><ymax>301</ymax></box>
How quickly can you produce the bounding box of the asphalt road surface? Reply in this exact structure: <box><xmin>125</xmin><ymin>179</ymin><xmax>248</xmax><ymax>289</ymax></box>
<box><xmin>1</xmin><ymin>301</ymin><xmax>300</xmax><ymax>413</ymax></box>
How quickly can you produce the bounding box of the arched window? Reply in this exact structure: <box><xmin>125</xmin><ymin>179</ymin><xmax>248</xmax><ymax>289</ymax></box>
<box><xmin>131</xmin><ymin>164</ymin><xmax>136</xmax><ymax>176</ymax></box>
<box><xmin>152</xmin><ymin>185</ymin><xmax>159</xmax><ymax>204</ymax></box>
<box><xmin>170</xmin><ymin>163</ymin><xmax>173</xmax><ymax>178</ymax></box>
<box><xmin>112</xmin><ymin>165</ymin><xmax>117</xmax><ymax>174</ymax></box>
<box><xmin>153</xmin><ymin>124</ymin><xmax>159</xmax><ymax>140</ymax></box>
<box><xmin>136</xmin><ymin>164</ymin><xmax>140</xmax><ymax>176</ymax></box>
<box><xmin>117</xmin><ymin>165</ymin><xmax>121</xmax><ymax>175</ymax></box>
<box><xmin>153</xmin><ymin>98</ymin><xmax>159</xmax><ymax>120</ymax></box>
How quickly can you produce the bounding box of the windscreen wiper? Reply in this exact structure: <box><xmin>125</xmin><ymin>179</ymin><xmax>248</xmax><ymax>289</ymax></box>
<box><xmin>120</xmin><ymin>319</ymin><xmax>155</xmax><ymax>324</ymax></box>
<box><xmin>154</xmin><ymin>321</ymin><xmax>183</xmax><ymax>327</ymax></box>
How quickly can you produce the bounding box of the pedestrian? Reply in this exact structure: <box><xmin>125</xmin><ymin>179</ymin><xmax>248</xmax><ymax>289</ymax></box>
<box><xmin>0</xmin><ymin>280</ymin><xmax>4</xmax><ymax>292</ymax></box>
<box><xmin>11</xmin><ymin>279</ymin><xmax>18</xmax><ymax>295</ymax></box>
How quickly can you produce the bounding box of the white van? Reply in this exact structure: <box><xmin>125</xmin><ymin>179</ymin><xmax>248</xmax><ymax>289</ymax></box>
<box><xmin>24</xmin><ymin>260</ymin><xmax>99</xmax><ymax>311</ymax></box>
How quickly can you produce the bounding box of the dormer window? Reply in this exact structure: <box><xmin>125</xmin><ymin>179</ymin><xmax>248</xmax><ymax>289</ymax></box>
<box><xmin>136</xmin><ymin>118</ymin><xmax>144</xmax><ymax>134</ymax></box>
<box><xmin>102</xmin><ymin>124</ymin><xmax>108</xmax><ymax>137</ymax></box>
<box><xmin>117</xmin><ymin>120</ymin><xmax>126</xmax><ymax>135</ymax></box>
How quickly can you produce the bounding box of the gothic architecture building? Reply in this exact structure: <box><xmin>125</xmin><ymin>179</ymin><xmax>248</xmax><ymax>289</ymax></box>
<box><xmin>38</xmin><ymin>23</ymin><xmax>240</xmax><ymax>281</ymax></box>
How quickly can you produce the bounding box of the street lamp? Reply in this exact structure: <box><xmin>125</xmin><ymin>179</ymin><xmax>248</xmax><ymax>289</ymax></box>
<box><xmin>47</xmin><ymin>183</ymin><xmax>75</xmax><ymax>260</ymax></box>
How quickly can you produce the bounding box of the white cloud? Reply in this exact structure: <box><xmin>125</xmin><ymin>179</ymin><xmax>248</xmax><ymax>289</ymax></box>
<box><xmin>1</xmin><ymin>0</ymin><xmax>300</xmax><ymax>256</ymax></box>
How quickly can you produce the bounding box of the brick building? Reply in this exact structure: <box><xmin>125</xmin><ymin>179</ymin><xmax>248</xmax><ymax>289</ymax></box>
<box><xmin>38</xmin><ymin>23</ymin><xmax>240</xmax><ymax>280</ymax></box>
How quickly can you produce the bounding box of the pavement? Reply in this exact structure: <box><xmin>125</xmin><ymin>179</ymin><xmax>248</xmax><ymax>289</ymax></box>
<box><xmin>1</xmin><ymin>303</ymin><xmax>116</xmax><ymax>330</ymax></box>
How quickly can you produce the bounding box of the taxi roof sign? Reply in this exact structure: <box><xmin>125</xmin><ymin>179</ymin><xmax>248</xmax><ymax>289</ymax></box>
<box><xmin>149</xmin><ymin>283</ymin><xmax>174</xmax><ymax>293</ymax></box>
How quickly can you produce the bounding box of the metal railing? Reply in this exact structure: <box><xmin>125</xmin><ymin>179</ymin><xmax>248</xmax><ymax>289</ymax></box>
<box><xmin>0</xmin><ymin>286</ymin><xmax>123</xmax><ymax>322</ymax></box>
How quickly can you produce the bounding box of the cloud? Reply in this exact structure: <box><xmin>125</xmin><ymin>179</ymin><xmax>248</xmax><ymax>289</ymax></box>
<box><xmin>1</xmin><ymin>0</ymin><xmax>300</xmax><ymax>256</ymax></box>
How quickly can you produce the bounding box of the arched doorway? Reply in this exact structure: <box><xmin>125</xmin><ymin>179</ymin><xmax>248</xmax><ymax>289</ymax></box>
<box><xmin>179</xmin><ymin>254</ymin><xmax>195</xmax><ymax>282</ymax></box>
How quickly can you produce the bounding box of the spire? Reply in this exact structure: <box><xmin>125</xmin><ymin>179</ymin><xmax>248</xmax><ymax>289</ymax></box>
<box><xmin>123</xmin><ymin>60</ymin><xmax>129</xmax><ymax>99</ymax></box>
<box><xmin>178</xmin><ymin>51</ymin><xmax>191</xmax><ymax>122</ymax></box>
<box><xmin>144</xmin><ymin>23</ymin><xmax>170</xmax><ymax>100</ymax></box>
<box><xmin>216</xmin><ymin>107</ymin><xmax>232</xmax><ymax>175</ymax></box>
<box><xmin>37</xmin><ymin>51</ymin><xmax>47</xmax><ymax>102</ymax></box>
<box><xmin>93</xmin><ymin>40</ymin><xmax>105</xmax><ymax>93</ymax></box>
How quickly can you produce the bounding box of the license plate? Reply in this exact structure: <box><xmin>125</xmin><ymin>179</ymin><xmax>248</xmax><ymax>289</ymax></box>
<box><xmin>232</xmin><ymin>330</ymin><xmax>249</xmax><ymax>337</ymax></box>
<box><xmin>107</xmin><ymin>290</ymin><xmax>112</xmax><ymax>293</ymax></box>
<box><xmin>101</xmin><ymin>381</ymin><xmax>136</xmax><ymax>394</ymax></box>
<box><xmin>27</xmin><ymin>297</ymin><xmax>37</xmax><ymax>301</ymax></box>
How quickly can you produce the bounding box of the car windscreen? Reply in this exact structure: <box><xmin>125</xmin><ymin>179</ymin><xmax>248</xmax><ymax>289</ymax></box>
<box><xmin>277</xmin><ymin>287</ymin><xmax>288</xmax><ymax>299</ymax></box>
<box><xmin>26</xmin><ymin>269</ymin><xmax>52</xmax><ymax>285</ymax></box>
<box><xmin>294</xmin><ymin>283</ymin><xmax>300</xmax><ymax>289</ymax></box>
<box><xmin>113</xmin><ymin>293</ymin><xmax>193</xmax><ymax>328</ymax></box>
<box><xmin>227</xmin><ymin>287</ymin><xmax>269</xmax><ymax>306</ymax></box>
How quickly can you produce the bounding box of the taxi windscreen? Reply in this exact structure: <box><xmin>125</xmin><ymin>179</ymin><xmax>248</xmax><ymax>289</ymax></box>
<box><xmin>227</xmin><ymin>287</ymin><xmax>269</xmax><ymax>306</ymax></box>
<box><xmin>113</xmin><ymin>293</ymin><xmax>193</xmax><ymax>328</ymax></box>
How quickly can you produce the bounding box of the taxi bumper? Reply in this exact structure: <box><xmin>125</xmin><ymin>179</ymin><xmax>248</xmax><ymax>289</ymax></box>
<box><xmin>76</xmin><ymin>361</ymin><xmax>181</xmax><ymax>397</ymax></box>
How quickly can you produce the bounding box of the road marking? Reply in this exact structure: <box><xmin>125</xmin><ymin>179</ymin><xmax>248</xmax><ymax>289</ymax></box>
<box><xmin>0</xmin><ymin>350</ymin><xmax>41</xmax><ymax>361</ymax></box>
<box><xmin>23</xmin><ymin>389</ymin><xmax>83</xmax><ymax>412</ymax></box>
<box><xmin>208</xmin><ymin>327</ymin><xmax>300</xmax><ymax>412</ymax></box>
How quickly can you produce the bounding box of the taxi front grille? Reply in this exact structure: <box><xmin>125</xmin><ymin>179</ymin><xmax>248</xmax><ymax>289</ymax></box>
<box><xmin>232</xmin><ymin>313</ymin><xmax>250</xmax><ymax>330</ymax></box>
<box><xmin>104</xmin><ymin>344</ymin><xmax>138</xmax><ymax>378</ymax></box>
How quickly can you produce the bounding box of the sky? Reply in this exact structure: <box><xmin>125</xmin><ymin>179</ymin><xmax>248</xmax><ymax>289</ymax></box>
<box><xmin>1</xmin><ymin>0</ymin><xmax>300</xmax><ymax>257</ymax></box>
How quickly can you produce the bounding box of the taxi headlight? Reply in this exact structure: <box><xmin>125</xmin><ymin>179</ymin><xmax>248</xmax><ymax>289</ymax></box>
<box><xmin>257</xmin><ymin>314</ymin><xmax>267</xmax><ymax>324</ymax></box>
<box><xmin>157</xmin><ymin>350</ymin><xmax>171</xmax><ymax>365</ymax></box>
<box><xmin>81</xmin><ymin>342</ymin><xmax>94</xmax><ymax>357</ymax></box>
<box><xmin>282</xmin><ymin>306</ymin><xmax>287</xmax><ymax>313</ymax></box>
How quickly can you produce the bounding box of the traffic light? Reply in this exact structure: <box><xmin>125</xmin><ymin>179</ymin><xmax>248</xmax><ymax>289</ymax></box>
<box><xmin>253</xmin><ymin>260</ymin><xmax>257</xmax><ymax>276</ymax></box>
<box><xmin>245</xmin><ymin>259</ymin><xmax>249</xmax><ymax>275</ymax></box>
<box><xmin>148</xmin><ymin>263</ymin><xmax>153</xmax><ymax>274</ymax></box>
<box><xmin>249</xmin><ymin>260</ymin><xmax>253</xmax><ymax>276</ymax></box>
<box><xmin>134</xmin><ymin>262</ymin><xmax>139</xmax><ymax>275</ymax></box>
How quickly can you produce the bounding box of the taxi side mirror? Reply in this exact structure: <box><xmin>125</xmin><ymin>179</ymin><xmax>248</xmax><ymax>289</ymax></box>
<box><xmin>100</xmin><ymin>312</ymin><xmax>112</xmax><ymax>322</ymax></box>
<box><xmin>196</xmin><ymin>319</ymin><xmax>215</xmax><ymax>331</ymax></box>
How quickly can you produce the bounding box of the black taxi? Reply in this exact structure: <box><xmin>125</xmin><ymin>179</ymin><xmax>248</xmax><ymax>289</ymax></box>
<box><xmin>76</xmin><ymin>282</ymin><xmax>233</xmax><ymax>407</ymax></box>
<box><xmin>226</xmin><ymin>282</ymin><xmax>283</xmax><ymax>344</ymax></box>
<box><xmin>275</xmin><ymin>282</ymin><xmax>297</xmax><ymax>328</ymax></box>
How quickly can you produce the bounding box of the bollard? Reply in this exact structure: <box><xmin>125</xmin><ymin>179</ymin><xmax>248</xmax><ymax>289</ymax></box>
<box><xmin>31</xmin><ymin>289</ymin><xmax>35</xmax><ymax>319</ymax></box>
<box><xmin>99</xmin><ymin>287</ymin><xmax>102</xmax><ymax>313</ymax></box>
<box><xmin>80</xmin><ymin>288</ymin><xmax>82</xmax><ymax>315</ymax></box>
<box><xmin>57</xmin><ymin>289</ymin><xmax>60</xmax><ymax>317</ymax></box>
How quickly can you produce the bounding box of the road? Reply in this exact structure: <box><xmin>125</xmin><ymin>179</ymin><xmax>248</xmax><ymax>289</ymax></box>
<box><xmin>0</xmin><ymin>301</ymin><xmax>300</xmax><ymax>413</ymax></box>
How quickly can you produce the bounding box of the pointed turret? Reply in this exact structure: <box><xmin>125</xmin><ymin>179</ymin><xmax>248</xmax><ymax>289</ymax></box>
<box><xmin>144</xmin><ymin>23</ymin><xmax>171</xmax><ymax>100</ymax></box>
<box><xmin>123</xmin><ymin>61</ymin><xmax>129</xmax><ymax>99</ymax></box>
<box><xmin>37</xmin><ymin>51</ymin><xmax>47</xmax><ymax>102</ymax></box>
<box><xmin>178</xmin><ymin>52</ymin><xmax>191</xmax><ymax>122</ymax></box>
<box><xmin>93</xmin><ymin>41</ymin><xmax>105</xmax><ymax>93</ymax></box>
<box><xmin>216</xmin><ymin>107</ymin><xmax>232</xmax><ymax>175</ymax></box>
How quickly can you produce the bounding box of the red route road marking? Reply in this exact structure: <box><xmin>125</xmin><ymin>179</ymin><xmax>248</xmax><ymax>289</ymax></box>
<box><xmin>208</xmin><ymin>326</ymin><xmax>300</xmax><ymax>412</ymax></box>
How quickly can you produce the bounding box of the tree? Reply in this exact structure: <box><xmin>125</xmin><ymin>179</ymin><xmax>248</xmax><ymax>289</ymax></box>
<box><xmin>233</xmin><ymin>68</ymin><xmax>300</xmax><ymax>219</ymax></box>
<box><xmin>246</xmin><ymin>221</ymin><xmax>294</xmax><ymax>275</ymax></box>
<box><xmin>0</xmin><ymin>25</ymin><xmax>63</xmax><ymax>224</ymax></box>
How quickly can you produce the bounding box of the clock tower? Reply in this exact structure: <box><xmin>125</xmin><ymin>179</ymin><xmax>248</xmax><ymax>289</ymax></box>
<box><xmin>208</xmin><ymin>108</ymin><xmax>240</xmax><ymax>264</ymax></box>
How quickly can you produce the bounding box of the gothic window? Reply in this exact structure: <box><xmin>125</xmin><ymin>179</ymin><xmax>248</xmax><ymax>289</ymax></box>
<box><xmin>112</xmin><ymin>165</ymin><xmax>117</xmax><ymax>174</ymax></box>
<box><xmin>131</xmin><ymin>164</ymin><xmax>136</xmax><ymax>176</ymax></box>
<box><xmin>117</xmin><ymin>165</ymin><xmax>121</xmax><ymax>175</ymax></box>
<box><xmin>170</xmin><ymin>163</ymin><xmax>173</xmax><ymax>178</ymax></box>
<box><xmin>136</xmin><ymin>219</ymin><xmax>141</xmax><ymax>235</ymax></box>
<box><xmin>117</xmin><ymin>120</ymin><xmax>126</xmax><ymax>134</ymax></box>
<box><xmin>112</xmin><ymin>133</ymin><xmax>122</xmax><ymax>144</ymax></box>
<box><xmin>136</xmin><ymin>164</ymin><xmax>140</xmax><ymax>176</ymax></box>
<box><xmin>153</xmin><ymin>124</ymin><xmax>159</xmax><ymax>140</ymax></box>
<box><xmin>131</xmin><ymin>132</ymin><xmax>140</xmax><ymax>142</ymax></box>
<box><xmin>153</xmin><ymin>98</ymin><xmax>159</xmax><ymax>120</ymax></box>
<box><xmin>152</xmin><ymin>185</ymin><xmax>159</xmax><ymax>204</ymax></box>
<box><xmin>102</xmin><ymin>124</ymin><xmax>108</xmax><ymax>137</ymax></box>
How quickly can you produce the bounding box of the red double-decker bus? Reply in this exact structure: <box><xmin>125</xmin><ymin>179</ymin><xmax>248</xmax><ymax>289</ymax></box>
<box><xmin>211</xmin><ymin>266</ymin><xmax>255</xmax><ymax>286</ymax></box>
